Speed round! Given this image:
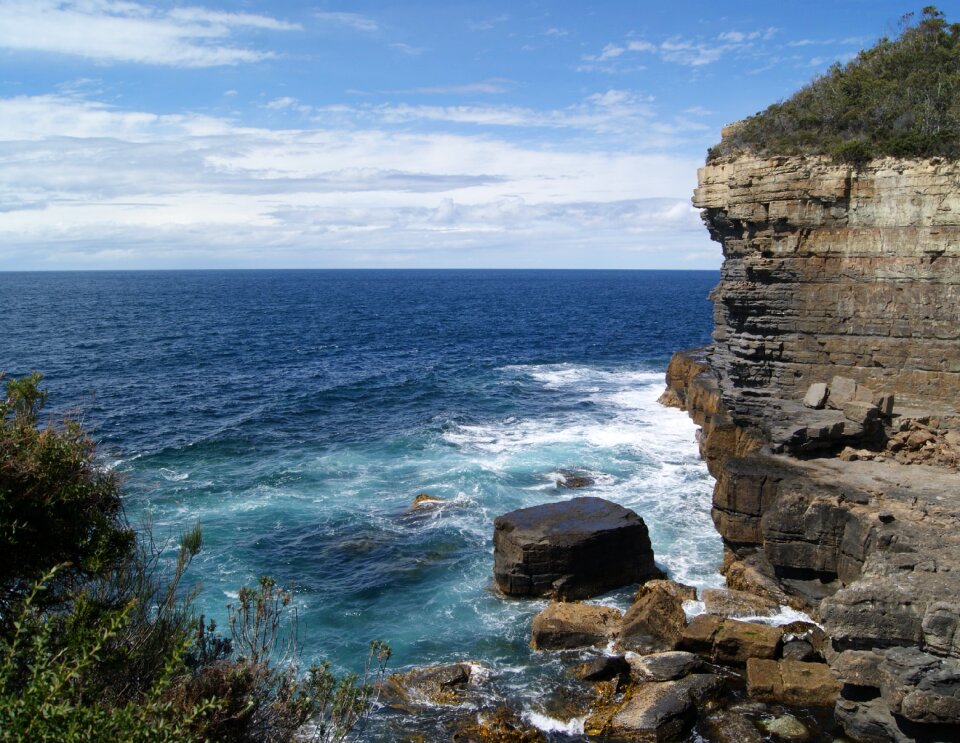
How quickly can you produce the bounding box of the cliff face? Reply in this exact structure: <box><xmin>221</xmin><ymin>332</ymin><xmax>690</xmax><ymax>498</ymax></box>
<box><xmin>694</xmin><ymin>156</ymin><xmax>960</xmax><ymax>421</ymax></box>
<box><xmin>667</xmin><ymin>154</ymin><xmax>960</xmax><ymax>742</ymax></box>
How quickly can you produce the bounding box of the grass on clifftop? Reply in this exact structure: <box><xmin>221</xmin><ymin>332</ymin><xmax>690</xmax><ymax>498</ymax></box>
<box><xmin>710</xmin><ymin>6</ymin><xmax>960</xmax><ymax>164</ymax></box>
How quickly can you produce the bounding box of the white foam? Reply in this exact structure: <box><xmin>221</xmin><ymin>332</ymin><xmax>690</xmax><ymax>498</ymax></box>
<box><xmin>743</xmin><ymin>605</ymin><xmax>819</xmax><ymax>627</ymax></box>
<box><xmin>683</xmin><ymin>600</ymin><xmax>819</xmax><ymax>627</ymax></box>
<box><xmin>522</xmin><ymin>710</ymin><xmax>587</xmax><ymax>735</ymax></box>
<box><xmin>159</xmin><ymin>467</ymin><xmax>189</xmax><ymax>482</ymax></box>
<box><xmin>683</xmin><ymin>599</ymin><xmax>707</xmax><ymax>621</ymax></box>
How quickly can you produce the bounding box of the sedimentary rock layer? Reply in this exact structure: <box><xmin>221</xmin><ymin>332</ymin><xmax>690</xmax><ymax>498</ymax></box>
<box><xmin>694</xmin><ymin>156</ymin><xmax>960</xmax><ymax>421</ymax></box>
<box><xmin>666</xmin><ymin>153</ymin><xmax>960</xmax><ymax>741</ymax></box>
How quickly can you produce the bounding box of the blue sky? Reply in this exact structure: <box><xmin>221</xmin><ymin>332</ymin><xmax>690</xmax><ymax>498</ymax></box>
<box><xmin>0</xmin><ymin>1</ymin><xmax>933</xmax><ymax>269</ymax></box>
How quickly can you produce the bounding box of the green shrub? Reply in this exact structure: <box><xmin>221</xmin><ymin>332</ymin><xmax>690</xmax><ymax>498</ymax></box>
<box><xmin>711</xmin><ymin>6</ymin><xmax>960</xmax><ymax>163</ymax></box>
<box><xmin>0</xmin><ymin>372</ymin><xmax>134</xmax><ymax>616</ymax></box>
<box><xmin>831</xmin><ymin>139</ymin><xmax>875</xmax><ymax>165</ymax></box>
<box><xmin>0</xmin><ymin>373</ymin><xmax>390</xmax><ymax>741</ymax></box>
<box><xmin>0</xmin><ymin>568</ymin><xmax>220</xmax><ymax>743</ymax></box>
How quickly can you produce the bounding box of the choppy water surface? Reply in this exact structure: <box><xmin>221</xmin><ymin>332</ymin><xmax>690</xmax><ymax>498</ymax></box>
<box><xmin>1</xmin><ymin>269</ymin><xmax>721</xmax><ymax>738</ymax></box>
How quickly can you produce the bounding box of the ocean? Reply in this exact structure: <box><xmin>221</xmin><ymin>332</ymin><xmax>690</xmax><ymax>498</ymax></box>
<box><xmin>1</xmin><ymin>269</ymin><xmax>723</xmax><ymax>739</ymax></box>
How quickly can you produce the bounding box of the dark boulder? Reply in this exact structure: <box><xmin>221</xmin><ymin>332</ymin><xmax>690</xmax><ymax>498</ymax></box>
<box><xmin>493</xmin><ymin>497</ymin><xmax>660</xmax><ymax>600</ymax></box>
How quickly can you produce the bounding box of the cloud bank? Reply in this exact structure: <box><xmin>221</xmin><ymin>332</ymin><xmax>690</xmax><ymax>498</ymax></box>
<box><xmin>0</xmin><ymin>94</ymin><xmax>711</xmax><ymax>269</ymax></box>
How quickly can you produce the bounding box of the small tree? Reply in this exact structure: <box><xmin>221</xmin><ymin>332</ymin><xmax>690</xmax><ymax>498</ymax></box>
<box><xmin>0</xmin><ymin>372</ymin><xmax>133</xmax><ymax>617</ymax></box>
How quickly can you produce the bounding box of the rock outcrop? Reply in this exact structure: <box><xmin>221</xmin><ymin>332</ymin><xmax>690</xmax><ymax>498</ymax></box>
<box><xmin>493</xmin><ymin>497</ymin><xmax>660</xmax><ymax>600</ymax></box>
<box><xmin>665</xmin><ymin>153</ymin><xmax>960</xmax><ymax>741</ymax></box>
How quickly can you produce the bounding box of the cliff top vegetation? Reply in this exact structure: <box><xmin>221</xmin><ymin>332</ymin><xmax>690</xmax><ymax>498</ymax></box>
<box><xmin>709</xmin><ymin>6</ymin><xmax>960</xmax><ymax>164</ymax></box>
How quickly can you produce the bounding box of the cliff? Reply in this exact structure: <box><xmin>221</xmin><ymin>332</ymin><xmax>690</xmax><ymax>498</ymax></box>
<box><xmin>665</xmin><ymin>154</ymin><xmax>960</xmax><ymax>741</ymax></box>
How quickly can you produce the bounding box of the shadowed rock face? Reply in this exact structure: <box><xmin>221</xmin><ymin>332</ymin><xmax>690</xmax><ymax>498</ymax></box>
<box><xmin>493</xmin><ymin>497</ymin><xmax>659</xmax><ymax>600</ymax></box>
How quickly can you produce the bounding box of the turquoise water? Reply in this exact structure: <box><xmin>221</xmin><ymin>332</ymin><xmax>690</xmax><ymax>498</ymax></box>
<box><xmin>1</xmin><ymin>269</ymin><xmax>723</xmax><ymax>738</ymax></box>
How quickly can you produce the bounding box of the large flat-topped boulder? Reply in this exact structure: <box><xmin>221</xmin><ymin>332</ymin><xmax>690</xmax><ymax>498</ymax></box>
<box><xmin>493</xmin><ymin>497</ymin><xmax>659</xmax><ymax>600</ymax></box>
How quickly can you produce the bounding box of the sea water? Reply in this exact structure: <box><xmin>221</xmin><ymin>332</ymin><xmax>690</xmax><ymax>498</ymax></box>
<box><xmin>1</xmin><ymin>269</ymin><xmax>723</xmax><ymax>738</ymax></box>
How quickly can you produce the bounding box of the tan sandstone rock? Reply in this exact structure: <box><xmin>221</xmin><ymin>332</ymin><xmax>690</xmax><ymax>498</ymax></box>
<box><xmin>530</xmin><ymin>602</ymin><xmax>621</xmax><ymax>650</ymax></box>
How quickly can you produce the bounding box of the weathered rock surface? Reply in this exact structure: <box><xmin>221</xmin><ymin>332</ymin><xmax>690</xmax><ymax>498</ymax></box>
<box><xmin>693</xmin><ymin>155</ymin><xmax>960</xmax><ymax>414</ymax></box>
<box><xmin>529</xmin><ymin>602</ymin><xmax>621</xmax><ymax>650</ymax></box>
<box><xmin>619</xmin><ymin>581</ymin><xmax>688</xmax><ymax>654</ymax></box>
<box><xmin>701</xmin><ymin>587</ymin><xmax>779</xmax><ymax>618</ymax></box>
<box><xmin>627</xmin><ymin>651</ymin><xmax>703</xmax><ymax>682</ymax></box>
<box><xmin>703</xmin><ymin>710</ymin><xmax>765</xmax><ymax>743</ymax></box>
<box><xmin>662</xmin><ymin>151</ymin><xmax>960</xmax><ymax>741</ymax></box>
<box><xmin>585</xmin><ymin>674</ymin><xmax>724</xmax><ymax>741</ymax></box>
<box><xmin>746</xmin><ymin>658</ymin><xmax>841</xmax><ymax>707</ymax></box>
<box><xmin>678</xmin><ymin>615</ymin><xmax>783</xmax><ymax>665</ymax></box>
<box><xmin>493</xmin><ymin>497</ymin><xmax>659</xmax><ymax>599</ymax></box>
<box><xmin>575</xmin><ymin>654</ymin><xmax>631</xmax><ymax>682</ymax></box>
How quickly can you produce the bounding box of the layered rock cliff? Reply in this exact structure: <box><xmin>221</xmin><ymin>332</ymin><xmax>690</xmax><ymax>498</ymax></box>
<box><xmin>665</xmin><ymin>154</ymin><xmax>960</xmax><ymax>742</ymax></box>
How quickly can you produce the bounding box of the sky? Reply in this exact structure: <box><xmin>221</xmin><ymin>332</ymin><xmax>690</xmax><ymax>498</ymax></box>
<box><xmin>0</xmin><ymin>0</ymin><xmax>935</xmax><ymax>270</ymax></box>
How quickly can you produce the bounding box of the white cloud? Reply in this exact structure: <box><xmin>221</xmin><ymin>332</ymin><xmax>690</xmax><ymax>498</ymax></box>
<box><xmin>583</xmin><ymin>27</ymin><xmax>778</xmax><ymax>70</ymax></box>
<box><xmin>0</xmin><ymin>94</ymin><xmax>714</xmax><ymax>269</ymax></box>
<box><xmin>309</xmin><ymin>90</ymin><xmax>666</xmax><ymax>139</ymax></box>
<box><xmin>0</xmin><ymin>0</ymin><xmax>299</xmax><ymax>66</ymax></box>
<box><xmin>466</xmin><ymin>14</ymin><xmax>510</xmax><ymax>32</ymax></box>
<box><xmin>399</xmin><ymin>79</ymin><xmax>513</xmax><ymax>95</ymax></box>
<box><xmin>390</xmin><ymin>42</ymin><xmax>425</xmax><ymax>55</ymax></box>
<box><xmin>314</xmin><ymin>11</ymin><xmax>378</xmax><ymax>33</ymax></box>
<box><xmin>659</xmin><ymin>39</ymin><xmax>725</xmax><ymax>66</ymax></box>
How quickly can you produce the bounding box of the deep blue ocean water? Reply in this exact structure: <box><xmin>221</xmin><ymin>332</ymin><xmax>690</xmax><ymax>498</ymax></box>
<box><xmin>1</xmin><ymin>269</ymin><xmax>722</xmax><ymax>738</ymax></box>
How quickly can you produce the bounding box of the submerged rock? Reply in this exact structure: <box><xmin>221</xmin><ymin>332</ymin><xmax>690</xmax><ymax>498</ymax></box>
<box><xmin>410</xmin><ymin>492</ymin><xmax>446</xmax><ymax>509</ymax></box>
<box><xmin>451</xmin><ymin>707</ymin><xmax>547</xmax><ymax>743</ymax></box>
<box><xmin>493</xmin><ymin>497</ymin><xmax>660</xmax><ymax>600</ymax></box>
<box><xmin>384</xmin><ymin>662</ymin><xmax>481</xmax><ymax>709</ymax></box>
<box><xmin>760</xmin><ymin>713</ymin><xmax>811</xmax><ymax>741</ymax></box>
<box><xmin>703</xmin><ymin>710</ymin><xmax>764</xmax><ymax>743</ymax></box>
<box><xmin>555</xmin><ymin>469</ymin><xmax>594</xmax><ymax>489</ymax></box>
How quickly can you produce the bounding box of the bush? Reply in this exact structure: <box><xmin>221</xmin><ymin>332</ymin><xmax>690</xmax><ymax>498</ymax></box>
<box><xmin>0</xmin><ymin>372</ymin><xmax>133</xmax><ymax>616</ymax></box>
<box><xmin>711</xmin><ymin>6</ymin><xmax>960</xmax><ymax>163</ymax></box>
<box><xmin>0</xmin><ymin>373</ymin><xmax>390</xmax><ymax>741</ymax></box>
<box><xmin>831</xmin><ymin>139</ymin><xmax>875</xmax><ymax>166</ymax></box>
<box><xmin>0</xmin><ymin>567</ymin><xmax>220</xmax><ymax>743</ymax></box>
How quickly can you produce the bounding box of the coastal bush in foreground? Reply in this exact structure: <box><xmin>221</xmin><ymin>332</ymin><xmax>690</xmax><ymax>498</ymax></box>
<box><xmin>0</xmin><ymin>373</ymin><xmax>388</xmax><ymax>741</ymax></box>
<box><xmin>710</xmin><ymin>6</ymin><xmax>960</xmax><ymax>163</ymax></box>
<box><xmin>0</xmin><ymin>371</ymin><xmax>133</xmax><ymax>617</ymax></box>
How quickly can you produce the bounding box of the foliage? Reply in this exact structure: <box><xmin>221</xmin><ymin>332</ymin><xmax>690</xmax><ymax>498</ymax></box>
<box><xmin>0</xmin><ymin>373</ymin><xmax>390</xmax><ymax>741</ymax></box>
<box><xmin>710</xmin><ymin>7</ymin><xmax>960</xmax><ymax>163</ymax></box>
<box><xmin>187</xmin><ymin>576</ymin><xmax>393</xmax><ymax>743</ymax></box>
<box><xmin>0</xmin><ymin>567</ymin><xmax>220</xmax><ymax>743</ymax></box>
<box><xmin>0</xmin><ymin>372</ymin><xmax>134</xmax><ymax>615</ymax></box>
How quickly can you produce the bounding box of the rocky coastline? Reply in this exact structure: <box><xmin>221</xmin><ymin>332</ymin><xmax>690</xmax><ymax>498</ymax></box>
<box><xmin>662</xmin><ymin>152</ymin><xmax>960</xmax><ymax>741</ymax></box>
<box><xmin>380</xmin><ymin>154</ymin><xmax>959</xmax><ymax>742</ymax></box>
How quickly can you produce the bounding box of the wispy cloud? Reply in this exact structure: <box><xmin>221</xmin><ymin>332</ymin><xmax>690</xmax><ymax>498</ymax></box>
<box><xmin>390</xmin><ymin>42</ymin><xmax>425</xmax><ymax>55</ymax></box>
<box><xmin>582</xmin><ymin>27</ymin><xmax>779</xmax><ymax>70</ymax></box>
<box><xmin>0</xmin><ymin>0</ymin><xmax>299</xmax><ymax>67</ymax></box>
<box><xmin>0</xmin><ymin>94</ymin><xmax>711</xmax><ymax>269</ymax></box>
<box><xmin>397</xmin><ymin>79</ymin><xmax>515</xmax><ymax>96</ymax></box>
<box><xmin>314</xmin><ymin>11</ymin><xmax>379</xmax><ymax>33</ymax></box>
<box><xmin>308</xmin><ymin>89</ymin><xmax>669</xmax><ymax>139</ymax></box>
<box><xmin>467</xmin><ymin>14</ymin><xmax>509</xmax><ymax>32</ymax></box>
